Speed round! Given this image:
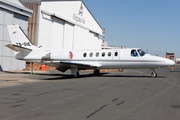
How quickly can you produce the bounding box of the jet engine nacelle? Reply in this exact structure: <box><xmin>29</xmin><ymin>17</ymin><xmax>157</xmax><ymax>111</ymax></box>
<box><xmin>42</xmin><ymin>51</ymin><xmax>71</xmax><ymax>61</ymax></box>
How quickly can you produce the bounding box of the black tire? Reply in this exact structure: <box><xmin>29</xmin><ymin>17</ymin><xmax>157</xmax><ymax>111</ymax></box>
<box><xmin>73</xmin><ymin>71</ymin><xmax>79</xmax><ymax>78</ymax></box>
<box><xmin>93</xmin><ymin>69</ymin><xmax>100</xmax><ymax>76</ymax></box>
<box><xmin>151</xmin><ymin>72</ymin><xmax>157</xmax><ymax>78</ymax></box>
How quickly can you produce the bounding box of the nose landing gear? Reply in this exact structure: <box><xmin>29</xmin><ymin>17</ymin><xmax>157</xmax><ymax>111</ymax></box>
<box><xmin>151</xmin><ymin>69</ymin><xmax>157</xmax><ymax>78</ymax></box>
<box><xmin>151</xmin><ymin>71</ymin><xmax>157</xmax><ymax>78</ymax></box>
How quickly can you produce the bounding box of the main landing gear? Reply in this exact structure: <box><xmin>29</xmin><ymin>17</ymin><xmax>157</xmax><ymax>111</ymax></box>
<box><xmin>71</xmin><ymin>68</ymin><xmax>100</xmax><ymax>77</ymax></box>
<box><xmin>71</xmin><ymin>67</ymin><xmax>79</xmax><ymax>78</ymax></box>
<box><xmin>93</xmin><ymin>69</ymin><xmax>100</xmax><ymax>76</ymax></box>
<box><xmin>151</xmin><ymin>69</ymin><xmax>157</xmax><ymax>78</ymax></box>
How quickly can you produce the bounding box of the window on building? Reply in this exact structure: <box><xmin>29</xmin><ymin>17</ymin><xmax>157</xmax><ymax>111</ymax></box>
<box><xmin>96</xmin><ymin>52</ymin><xmax>99</xmax><ymax>57</ymax></box>
<box><xmin>90</xmin><ymin>53</ymin><xmax>93</xmax><ymax>57</ymax></box>
<box><xmin>108</xmin><ymin>52</ymin><xmax>111</xmax><ymax>57</ymax></box>
<box><xmin>83</xmin><ymin>53</ymin><xmax>87</xmax><ymax>57</ymax></box>
<box><xmin>102</xmin><ymin>52</ymin><xmax>105</xmax><ymax>57</ymax></box>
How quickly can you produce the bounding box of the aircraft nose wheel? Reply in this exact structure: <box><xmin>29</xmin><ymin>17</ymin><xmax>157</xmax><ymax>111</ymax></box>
<box><xmin>151</xmin><ymin>71</ymin><xmax>157</xmax><ymax>78</ymax></box>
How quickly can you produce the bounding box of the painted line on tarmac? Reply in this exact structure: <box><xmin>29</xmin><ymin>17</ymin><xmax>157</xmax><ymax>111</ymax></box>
<box><xmin>112</xmin><ymin>71</ymin><xmax>178</xmax><ymax>120</ymax></box>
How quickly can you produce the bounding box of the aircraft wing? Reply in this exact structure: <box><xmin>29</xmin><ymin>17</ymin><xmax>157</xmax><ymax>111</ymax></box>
<box><xmin>44</xmin><ymin>61</ymin><xmax>100</xmax><ymax>72</ymax></box>
<box><xmin>60</xmin><ymin>61</ymin><xmax>98</xmax><ymax>68</ymax></box>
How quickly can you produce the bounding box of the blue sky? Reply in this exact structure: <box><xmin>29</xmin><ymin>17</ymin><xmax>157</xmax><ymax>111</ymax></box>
<box><xmin>83</xmin><ymin>0</ymin><xmax>180</xmax><ymax>57</ymax></box>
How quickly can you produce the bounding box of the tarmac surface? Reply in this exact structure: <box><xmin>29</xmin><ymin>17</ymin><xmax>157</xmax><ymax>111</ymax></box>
<box><xmin>0</xmin><ymin>65</ymin><xmax>180</xmax><ymax>120</ymax></box>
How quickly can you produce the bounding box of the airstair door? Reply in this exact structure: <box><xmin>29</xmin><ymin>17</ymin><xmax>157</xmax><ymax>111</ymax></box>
<box><xmin>113</xmin><ymin>50</ymin><xmax>120</xmax><ymax>60</ymax></box>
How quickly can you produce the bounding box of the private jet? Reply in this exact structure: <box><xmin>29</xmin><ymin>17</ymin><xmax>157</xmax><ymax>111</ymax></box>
<box><xmin>6</xmin><ymin>25</ymin><xmax>175</xmax><ymax>78</ymax></box>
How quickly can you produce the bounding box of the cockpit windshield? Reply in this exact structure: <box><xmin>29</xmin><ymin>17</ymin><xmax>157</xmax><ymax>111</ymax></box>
<box><xmin>131</xmin><ymin>49</ymin><xmax>146</xmax><ymax>57</ymax></box>
<box><xmin>137</xmin><ymin>49</ymin><xmax>146</xmax><ymax>56</ymax></box>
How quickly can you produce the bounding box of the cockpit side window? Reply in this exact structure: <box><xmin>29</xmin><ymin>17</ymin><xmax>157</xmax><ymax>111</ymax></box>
<box><xmin>137</xmin><ymin>49</ymin><xmax>146</xmax><ymax>56</ymax></box>
<box><xmin>131</xmin><ymin>50</ymin><xmax>139</xmax><ymax>57</ymax></box>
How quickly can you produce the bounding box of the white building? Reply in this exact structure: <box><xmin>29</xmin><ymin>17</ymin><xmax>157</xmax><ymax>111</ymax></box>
<box><xmin>0</xmin><ymin>0</ymin><xmax>106</xmax><ymax>71</ymax></box>
<box><xmin>20</xmin><ymin>0</ymin><xmax>105</xmax><ymax>51</ymax></box>
<box><xmin>0</xmin><ymin>0</ymin><xmax>32</xmax><ymax>71</ymax></box>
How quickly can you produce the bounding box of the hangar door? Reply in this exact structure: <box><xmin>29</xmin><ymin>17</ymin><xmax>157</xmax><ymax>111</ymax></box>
<box><xmin>0</xmin><ymin>8</ymin><xmax>28</xmax><ymax>71</ymax></box>
<box><xmin>51</xmin><ymin>17</ymin><xmax>64</xmax><ymax>49</ymax></box>
<box><xmin>63</xmin><ymin>22</ymin><xmax>74</xmax><ymax>50</ymax></box>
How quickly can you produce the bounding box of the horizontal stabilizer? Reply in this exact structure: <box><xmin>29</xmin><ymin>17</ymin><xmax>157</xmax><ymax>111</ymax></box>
<box><xmin>6</xmin><ymin>44</ymin><xmax>32</xmax><ymax>52</ymax></box>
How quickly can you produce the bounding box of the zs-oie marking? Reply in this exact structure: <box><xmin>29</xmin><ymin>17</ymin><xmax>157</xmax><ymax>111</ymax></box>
<box><xmin>16</xmin><ymin>42</ymin><xmax>31</xmax><ymax>47</ymax></box>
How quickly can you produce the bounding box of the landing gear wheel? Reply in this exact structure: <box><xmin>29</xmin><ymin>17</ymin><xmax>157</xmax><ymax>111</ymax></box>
<box><xmin>93</xmin><ymin>69</ymin><xmax>100</xmax><ymax>76</ymax></box>
<box><xmin>73</xmin><ymin>71</ymin><xmax>79</xmax><ymax>78</ymax></box>
<box><xmin>151</xmin><ymin>72</ymin><xmax>157</xmax><ymax>78</ymax></box>
<box><xmin>77</xmin><ymin>71</ymin><xmax>79</xmax><ymax>77</ymax></box>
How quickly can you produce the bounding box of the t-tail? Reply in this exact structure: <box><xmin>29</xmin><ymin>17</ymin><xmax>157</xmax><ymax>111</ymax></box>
<box><xmin>6</xmin><ymin>25</ymin><xmax>37</xmax><ymax>52</ymax></box>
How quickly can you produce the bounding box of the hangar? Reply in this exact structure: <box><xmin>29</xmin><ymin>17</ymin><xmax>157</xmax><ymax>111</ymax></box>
<box><xmin>20</xmin><ymin>0</ymin><xmax>105</xmax><ymax>50</ymax></box>
<box><xmin>0</xmin><ymin>0</ymin><xmax>32</xmax><ymax>71</ymax></box>
<box><xmin>0</xmin><ymin>0</ymin><xmax>105</xmax><ymax>71</ymax></box>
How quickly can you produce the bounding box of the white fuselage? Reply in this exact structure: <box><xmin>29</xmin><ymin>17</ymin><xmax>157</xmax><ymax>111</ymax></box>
<box><xmin>6</xmin><ymin>25</ymin><xmax>174</xmax><ymax>77</ymax></box>
<box><xmin>16</xmin><ymin>48</ymin><xmax>175</xmax><ymax>70</ymax></box>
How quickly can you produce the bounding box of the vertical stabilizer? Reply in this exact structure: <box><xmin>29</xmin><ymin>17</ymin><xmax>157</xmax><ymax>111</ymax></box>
<box><xmin>6</xmin><ymin>25</ymin><xmax>36</xmax><ymax>51</ymax></box>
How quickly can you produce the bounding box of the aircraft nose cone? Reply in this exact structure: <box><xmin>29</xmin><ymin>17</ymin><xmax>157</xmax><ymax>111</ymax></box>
<box><xmin>166</xmin><ymin>59</ymin><xmax>175</xmax><ymax>66</ymax></box>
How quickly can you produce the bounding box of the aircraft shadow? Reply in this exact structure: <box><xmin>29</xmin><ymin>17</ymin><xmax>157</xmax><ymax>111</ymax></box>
<box><xmin>36</xmin><ymin>73</ymin><xmax>167</xmax><ymax>81</ymax></box>
<box><xmin>40</xmin><ymin>73</ymin><xmax>110</xmax><ymax>80</ymax></box>
<box><xmin>2</xmin><ymin>71</ymin><xmax>166</xmax><ymax>80</ymax></box>
<box><xmin>39</xmin><ymin>74</ymin><xmax>166</xmax><ymax>81</ymax></box>
<box><xmin>101</xmin><ymin>75</ymin><xmax>166</xmax><ymax>78</ymax></box>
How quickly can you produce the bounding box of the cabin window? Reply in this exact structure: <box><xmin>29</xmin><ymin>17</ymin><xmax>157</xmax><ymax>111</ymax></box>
<box><xmin>114</xmin><ymin>52</ymin><xmax>118</xmax><ymax>57</ymax></box>
<box><xmin>131</xmin><ymin>50</ymin><xmax>139</xmax><ymax>57</ymax></box>
<box><xmin>96</xmin><ymin>52</ymin><xmax>99</xmax><ymax>57</ymax></box>
<box><xmin>137</xmin><ymin>49</ymin><xmax>146</xmax><ymax>56</ymax></box>
<box><xmin>83</xmin><ymin>53</ymin><xmax>87</xmax><ymax>57</ymax></box>
<box><xmin>108</xmin><ymin>52</ymin><xmax>111</xmax><ymax>57</ymax></box>
<box><xmin>102</xmin><ymin>52</ymin><xmax>105</xmax><ymax>57</ymax></box>
<box><xmin>90</xmin><ymin>53</ymin><xmax>93</xmax><ymax>57</ymax></box>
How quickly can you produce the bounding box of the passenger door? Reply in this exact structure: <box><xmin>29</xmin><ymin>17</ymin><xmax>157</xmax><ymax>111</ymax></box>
<box><xmin>113</xmin><ymin>50</ymin><xmax>120</xmax><ymax>60</ymax></box>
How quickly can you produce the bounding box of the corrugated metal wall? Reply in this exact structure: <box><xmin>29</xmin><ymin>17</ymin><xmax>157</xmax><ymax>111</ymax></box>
<box><xmin>0</xmin><ymin>7</ymin><xmax>28</xmax><ymax>71</ymax></box>
<box><xmin>24</xmin><ymin>4</ymin><xmax>38</xmax><ymax>45</ymax></box>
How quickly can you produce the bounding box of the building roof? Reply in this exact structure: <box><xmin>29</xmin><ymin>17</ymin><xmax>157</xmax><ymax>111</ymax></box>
<box><xmin>19</xmin><ymin>0</ymin><xmax>102</xmax><ymax>30</ymax></box>
<box><xmin>6</xmin><ymin>0</ymin><xmax>24</xmax><ymax>7</ymax></box>
<box><xmin>19</xmin><ymin>0</ymin><xmax>41</xmax><ymax>5</ymax></box>
<box><xmin>19</xmin><ymin>0</ymin><xmax>82</xmax><ymax>5</ymax></box>
<box><xmin>0</xmin><ymin>0</ymin><xmax>33</xmax><ymax>17</ymax></box>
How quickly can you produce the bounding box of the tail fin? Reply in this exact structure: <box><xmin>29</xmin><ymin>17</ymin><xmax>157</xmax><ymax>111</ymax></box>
<box><xmin>6</xmin><ymin>25</ymin><xmax>36</xmax><ymax>52</ymax></box>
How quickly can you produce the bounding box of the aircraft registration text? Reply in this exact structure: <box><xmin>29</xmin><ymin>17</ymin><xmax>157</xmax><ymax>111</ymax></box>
<box><xmin>16</xmin><ymin>42</ymin><xmax>31</xmax><ymax>47</ymax></box>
